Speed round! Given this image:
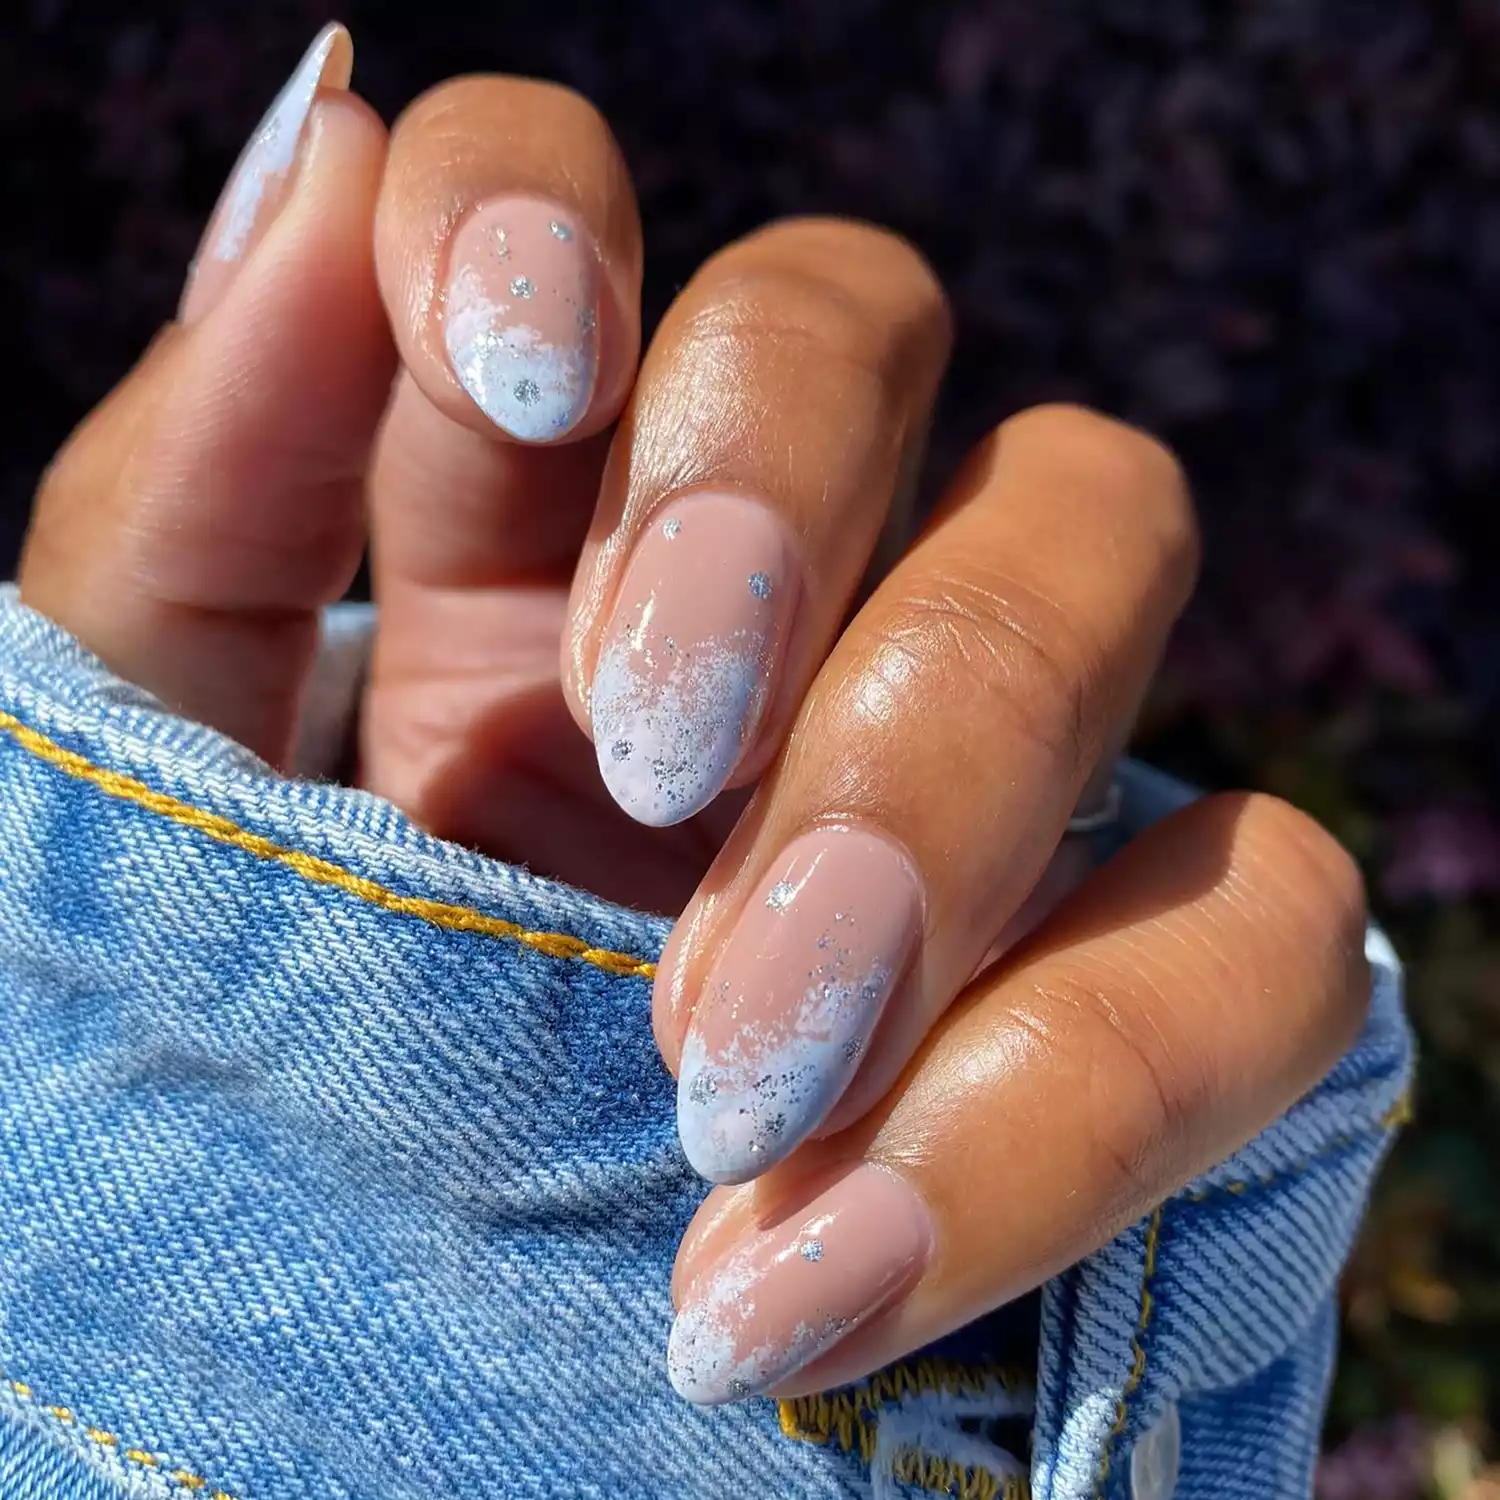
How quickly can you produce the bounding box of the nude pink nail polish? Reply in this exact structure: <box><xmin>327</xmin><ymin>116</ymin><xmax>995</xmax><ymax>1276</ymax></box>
<box><xmin>591</xmin><ymin>494</ymin><xmax>799</xmax><ymax>827</ymax></box>
<box><xmin>442</xmin><ymin>197</ymin><xmax>601</xmax><ymax>441</ymax></box>
<box><xmin>667</xmin><ymin>1163</ymin><xmax>933</xmax><ymax>1405</ymax></box>
<box><xmin>179</xmin><ymin>23</ymin><xmax>352</xmax><ymax>326</ymax></box>
<box><xmin>677</xmin><ymin>825</ymin><xmax>923</xmax><ymax>1183</ymax></box>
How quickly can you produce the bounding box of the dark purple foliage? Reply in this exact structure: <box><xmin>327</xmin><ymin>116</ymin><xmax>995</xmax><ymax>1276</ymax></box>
<box><xmin>1316</xmin><ymin>1416</ymin><xmax>1428</xmax><ymax>1500</ymax></box>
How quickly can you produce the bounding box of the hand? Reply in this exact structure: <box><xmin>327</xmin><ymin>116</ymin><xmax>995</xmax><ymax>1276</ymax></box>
<box><xmin>19</xmin><ymin>25</ymin><xmax>1372</xmax><ymax>1406</ymax></box>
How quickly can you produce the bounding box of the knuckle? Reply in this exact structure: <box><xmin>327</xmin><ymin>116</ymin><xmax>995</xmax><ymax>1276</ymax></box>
<box><xmin>1039</xmin><ymin>967</ymin><xmax>1208</xmax><ymax>1207</ymax></box>
<box><xmin>1230</xmin><ymin>792</ymin><xmax>1372</xmax><ymax>1034</ymax></box>
<box><xmin>676</xmin><ymin>266</ymin><xmax>897</xmax><ymax>381</ymax></box>
<box><xmin>1000</xmin><ymin>403</ymin><xmax>1201</xmax><ymax>594</ymax></box>
<box><xmin>753</xmin><ymin>216</ymin><xmax>945</xmax><ymax>287</ymax></box>
<box><xmin>873</xmin><ymin>574</ymin><xmax>1103</xmax><ymax>777</ymax></box>
<box><xmin>394</xmin><ymin>76</ymin><xmax>613</xmax><ymax>154</ymax></box>
<box><xmin>685</xmin><ymin>220</ymin><xmax>952</xmax><ymax>380</ymax></box>
<box><xmin>1184</xmin><ymin>791</ymin><xmax>1371</xmax><ymax>1059</ymax></box>
<box><xmin>762</xmin><ymin>217</ymin><xmax>952</xmax><ymax>344</ymax></box>
<box><xmin>1002</xmin><ymin>403</ymin><xmax>1181</xmax><ymax>492</ymax></box>
<box><xmin>1236</xmin><ymin>793</ymin><xmax>1369</xmax><ymax>940</ymax></box>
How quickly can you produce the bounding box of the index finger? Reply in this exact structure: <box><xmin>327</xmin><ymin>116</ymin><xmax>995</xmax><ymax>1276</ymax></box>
<box><xmin>375</xmin><ymin>75</ymin><xmax>642</xmax><ymax>444</ymax></box>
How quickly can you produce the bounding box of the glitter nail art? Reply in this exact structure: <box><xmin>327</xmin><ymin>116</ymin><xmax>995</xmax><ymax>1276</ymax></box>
<box><xmin>443</xmin><ymin>197</ymin><xmax>600</xmax><ymax>442</ymax></box>
<box><xmin>593</xmin><ymin>633</ymin><xmax>768</xmax><ymax>826</ymax></box>
<box><xmin>667</xmin><ymin>1165</ymin><xmax>932</xmax><ymax>1405</ymax></box>
<box><xmin>591</xmin><ymin>493</ymin><xmax>798</xmax><ymax>827</ymax></box>
<box><xmin>180</xmin><ymin>23</ymin><xmax>352</xmax><ymax>325</ymax></box>
<box><xmin>677</xmin><ymin>827</ymin><xmax>923</xmax><ymax>1184</ymax></box>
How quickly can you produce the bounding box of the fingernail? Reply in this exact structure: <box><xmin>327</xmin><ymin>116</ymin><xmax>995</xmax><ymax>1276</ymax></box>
<box><xmin>179</xmin><ymin>23</ymin><xmax>352</xmax><ymax>326</ymax></box>
<box><xmin>591</xmin><ymin>494</ymin><xmax>799</xmax><ymax>827</ymax></box>
<box><xmin>442</xmin><ymin>197</ymin><xmax>600</xmax><ymax>441</ymax></box>
<box><xmin>668</xmin><ymin>1163</ymin><xmax>932</xmax><ymax>1404</ymax></box>
<box><xmin>678</xmin><ymin>826</ymin><xmax>922</xmax><ymax>1182</ymax></box>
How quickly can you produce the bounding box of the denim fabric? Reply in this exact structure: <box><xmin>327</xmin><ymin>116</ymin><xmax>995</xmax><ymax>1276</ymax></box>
<box><xmin>0</xmin><ymin>590</ymin><xmax>1411</xmax><ymax>1500</ymax></box>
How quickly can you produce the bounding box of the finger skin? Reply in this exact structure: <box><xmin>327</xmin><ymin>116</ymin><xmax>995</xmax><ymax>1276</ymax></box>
<box><xmin>563</xmin><ymin>217</ymin><xmax>952</xmax><ymax>826</ymax></box>
<box><xmin>667</xmin><ymin>793</ymin><xmax>1371</xmax><ymax>1404</ymax></box>
<box><xmin>375</xmin><ymin>75</ymin><xmax>642</xmax><ymax>446</ymax></box>
<box><xmin>659</xmin><ymin>405</ymin><xmax>1200</xmax><ymax>1184</ymax></box>
<box><xmin>21</xmin><ymin>90</ymin><xmax>393</xmax><ymax>765</ymax></box>
<box><xmin>361</xmin><ymin>79</ymin><xmax>645</xmax><ymax>859</ymax></box>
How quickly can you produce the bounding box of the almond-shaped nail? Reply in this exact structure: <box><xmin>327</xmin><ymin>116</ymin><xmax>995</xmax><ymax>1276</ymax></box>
<box><xmin>442</xmin><ymin>197</ymin><xmax>600</xmax><ymax>441</ymax></box>
<box><xmin>591</xmin><ymin>494</ymin><xmax>799</xmax><ymax>827</ymax></box>
<box><xmin>180</xmin><ymin>22</ymin><xmax>352</xmax><ymax>326</ymax></box>
<box><xmin>678</xmin><ymin>826</ymin><xmax>922</xmax><ymax>1183</ymax></box>
<box><xmin>668</xmin><ymin>1163</ymin><xmax>933</xmax><ymax>1405</ymax></box>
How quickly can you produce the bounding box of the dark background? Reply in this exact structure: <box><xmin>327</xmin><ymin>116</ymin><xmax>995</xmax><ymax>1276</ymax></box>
<box><xmin>4</xmin><ymin>2</ymin><xmax>1498</xmax><ymax>1490</ymax></box>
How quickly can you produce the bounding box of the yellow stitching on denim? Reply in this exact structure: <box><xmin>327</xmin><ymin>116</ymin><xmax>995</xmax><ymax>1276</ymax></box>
<box><xmin>1182</xmin><ymin>1090</ymin><xmax>1413</xmax><ymax>1203</ymax></box>
<box><xmin>778</xmin><ymin>1357</ymin><xmax>1031</xmax><ymax>1462</ymax></box>
<box><xmin>1</xmin><ymin>1368</ymin><xmax>236</xmax><ymax>1499</ymax></box>
<box><xmin>1383</xmin><ymin>1094</ymin><xmax>1415</xmax><ymax>1129</ymax></box>
<box><xmin>889</xmin><ymin>1445</ymin><xmax>1033</xmax><ymax>1499</ymax></box>
<box><xmin>1091</xmin><ymin>1205</ymin><xmax>1163</xmax><ymax>1499</ymax></box>
<box><xmin>0</xmin><ymin>710</ymin><xmax>657</xmax><ymax>981</ymax></box>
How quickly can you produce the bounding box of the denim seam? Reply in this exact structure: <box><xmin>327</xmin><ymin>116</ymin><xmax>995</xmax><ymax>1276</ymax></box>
<box><xmin>1087</xmin><ymin>1101</ymin><xmax>1408</xmax><ymax>1497</ymax></box>
<box><xmin>0</xmin><ymin>1372</ymin><xmax>235</xmax><ymax>1499</ymax></box>
<box><xmin>0</xmin><ymin>708</ymin><xmax>658</xmax><ymax>980</ymax></box>
<box><xmin>778</xmin><ymin>1359</ymin><xmax>1033</xmax><ymax>1499</ymax></box>
<box><xmin>1090</xmin><ymin>1204</ymin><xmax>1164</xmax><ymax>1500</ymax></box>
<box><xmin>778</xmin><ymin>1359</ymin><xmax>1033</xmax><ymax>1459</ymax></box>
<box><xmin>887</xmin><ymin>1448</ymin><xmax>1030</xmax><ymax>1499</ymax></box>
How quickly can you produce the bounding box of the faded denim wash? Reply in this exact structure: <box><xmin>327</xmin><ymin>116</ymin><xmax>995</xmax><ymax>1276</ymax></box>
<box><xmin>0</xmin><ymin>589</ymin><xmax>1411</xmax><ymax>1500</ymax></box>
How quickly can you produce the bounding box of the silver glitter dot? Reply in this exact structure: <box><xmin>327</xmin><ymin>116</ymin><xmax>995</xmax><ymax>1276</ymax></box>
<box><xmin>611</xmin><ymin>740</ymin><xmax>633</xmax><ymax>762</ymax></box>
<box><xmin>748</xmin><ymin>572</ymin><xmax>773</xmax><ymax>600</ymax></box>
<box><xmin>766</xmin><ymin>881</ymin><xmax>796</xmax><ymax>911</ymax></box>
<box><xmin>727</xmin><ymin>1378</ymin><xmax>751</xmax><ymax>1399</ymax></box>
<box><xmin>514</xmin><ymin>378</ymin><xmax>542</xmax><ymax>406</ymax></box>
<box><xmin>663</xmin><ymin>518</ymin><xmax>682</xmax><ymax>539</ymax></box>
<box><xmin>493</xmin><ymin>228</ymin><xmax>511</xmax><ymax>260</ymax></box>
<box><xmin>578</xmin><ymin>306</ymin><xmax>598</xmax><ymax>333</ymax></box>
<box><xmin>510</xmin><ymin>275</ymin><xmax>535</xmax><ymax>299</ymax></box>
<box><xmin>549</xmin><ymin>219</ymin><xmax>573</xmax><ymax>241</ymax></box>
<box><xmin>800</xmin><ymin>1240</ymin><xmax>824</xmax><ymax>1263</ymax></box>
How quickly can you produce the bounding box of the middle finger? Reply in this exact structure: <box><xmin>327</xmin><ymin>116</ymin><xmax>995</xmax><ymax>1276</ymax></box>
<box><xmin>660</xmin><ymin>404</ymin><xmax>1200</xmax><ymax>1183</ymax></box>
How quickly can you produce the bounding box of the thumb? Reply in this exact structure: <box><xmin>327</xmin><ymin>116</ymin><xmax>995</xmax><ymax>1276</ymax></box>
<box><xmin>20</xmin><ymin>25</ymin><xmax>394</xmax><ymax>766</ymax></box>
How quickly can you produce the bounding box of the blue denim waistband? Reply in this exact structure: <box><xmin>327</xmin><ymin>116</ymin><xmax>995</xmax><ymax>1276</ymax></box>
<box><xmin>0</xmin><ymin>590</ymin><xmax>1412</xmax><ymax>1500</ymax></box>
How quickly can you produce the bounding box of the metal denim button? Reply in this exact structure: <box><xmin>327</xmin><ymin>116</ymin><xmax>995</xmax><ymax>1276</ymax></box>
<box><xmin>1131</xmin><ymin>1402</ymin><xmax>1181</xmax><ymax>1500</ymax></box>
